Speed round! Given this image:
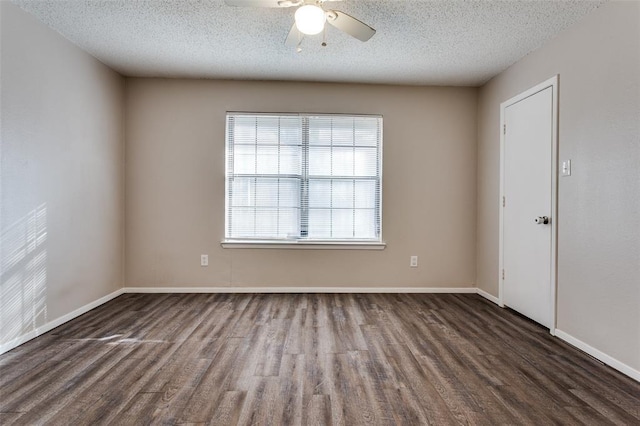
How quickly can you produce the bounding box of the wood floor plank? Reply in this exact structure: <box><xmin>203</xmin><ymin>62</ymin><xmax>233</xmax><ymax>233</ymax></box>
<box><xmin>383</xmin><ymin>343</ymin><xmax>462</xmax><ymax>425</ymax></box>
<box><xmin>329</xmin><ymin>306</ymin><xmax>368</xmax><ymax>352</ymax></box>
<box><xmin>324</xmin><ymin>352</ymin><xmax>366</xmax><ymax>425</ymax></box>
<box><xmin>383</xmin><ymin>387</ymin><xmax>430</xmax><ymax>425</ymax></box>
<box><xmin>279</xmin><ymin>354</ymin><xmax>304</xmax><ymax>425</ymax></box>
<box><xmin>110</xmin><ymin>391</ymin><xmax>163</xmax><ymax>426</ymax></box>
<box><xmin>161</xmin><ymin>358</ymin><xmax>212</xmax><ymax>402</ymax></box>
<box><xmin>305</xmin><ymin>394</ymin><xmax>332</xmax><ymax>426</ymax></box>
<box><xmin>236</xmin><ymin>376</ymin><xmax>283</xmax><ymax>426</ymax></box>
<box><xmin>41</xmin><ymin>357</ymin><xmax>142</xmax><ymax>426</ymax></box>
<box><xmin>52</xmin><ymin>342</ymin><xmax>173</xmax><ymax>425</ymax></box>
<box><xmin>208</xmin><ymin>390</ymin><xmax>246</xmax><ymax>426</ymax></box>
<box><xmin>0</xmin><ymin>333</ymin><xmax>68</xmax><ymax>368</ymax></box>
<box><xmin>1</xmin><ymin>339</ymin><xmax>134</xmax><ymax>411</ymax></box>
<box><xmin>301</xmin><ymin>325</ymin><xmax>330</xmax><ymax>414</ymax></box>
<box><xmin>359</xmin><ymin>325</ymin><xmax>404</xmax><ymax>390</ymax></box>
<box><xmin>1</xmin><ymin>293</ymin><xmax>639</xmax><ymax>425</ymax></box>
<box><xmin>349</xmin><ymin>350</ymin><xmax>397</xmax><ymax>424</ymax></box>
<box><xmin>569</xmin><ymin>387</ymin><xmax>640</xmax><ymax>425</ymax></box>
<box><xmin>283</xmin><ymin>307</ymin><xmax>306</xmax><ymax>355</ymax></box>
<box><xmin>2</xmin><ymin>348</ymin><xmax>133</xmax><ymax>423</ymax></box>
<box><xmin>143</xmin><ymin>357</ymin><xmax>213</xmax><ymax>424</ymax></box>
<box><xmin>227</xmin><ymin>326</ymin><xmax>270</xmax><ymax>391</ymax></box>
<box><xmin>254</xmin><ymin>319</ymin><xmax>289</xmax><ymax>376</ymax></box>
<box><xmin>304</xmin><ymin>294</ymin><xmax>330</xmax><ymax>328</ymax></box>
<box><xmin>549</xmin><ymin>351</ymin><xmax>640</xmax><ymax>415</ymax></box>
<box><xmin>177</xmin><ymin>338</ymin><xmax>244</xmax><ymax>423</ymax></box>
<box><xmin>0</xmin><ymin>337</ymin><xmax>91</xmax><ymax>387</ymax></box>
<box><xmin>0</xmin><ymin>412</ymin><xmax>23</xmax><ymax>423</ymax></box>
<box><xmin>564</xmin><ymin>404</ymin><xmax>616</xmax><ymax>425</ymax></box>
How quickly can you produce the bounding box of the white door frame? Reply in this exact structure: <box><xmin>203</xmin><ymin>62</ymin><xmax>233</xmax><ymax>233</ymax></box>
<box><xmin>499</xmin><ymin>75</ymin><xmax>559</xmax><ymax>335</ymax></box>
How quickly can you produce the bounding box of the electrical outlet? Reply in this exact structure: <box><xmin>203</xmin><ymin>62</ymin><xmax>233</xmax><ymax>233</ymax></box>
<box><xmin>410</xmin><ymin>256</ymin><xmax>418</xmax><ymax>268</ymax></box>
<box><xmin>200</xmin><ymin>254</ymin><xmax>209</xmax><ymax>267</ymax></box>
<box><xmin>561</xmin><ymin>159</ymin><xmax>571</xmax><ymax>177</ymax></box>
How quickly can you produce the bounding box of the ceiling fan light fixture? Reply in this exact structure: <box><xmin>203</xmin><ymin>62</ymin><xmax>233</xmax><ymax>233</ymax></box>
<box><xmin>295</xmin><ymin>5</ymin><xmax>326</xmax><ymax>35</ymax></box>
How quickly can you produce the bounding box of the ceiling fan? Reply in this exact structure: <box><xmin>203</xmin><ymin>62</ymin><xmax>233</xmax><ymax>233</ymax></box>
<box><xmin>224</xmin><ymin>0</ymin><xmax>376</xmax><ymax>51</ymax></box>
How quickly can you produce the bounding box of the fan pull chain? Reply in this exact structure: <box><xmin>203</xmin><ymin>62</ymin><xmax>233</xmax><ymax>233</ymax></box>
<box><xmin>296</xmin><ymin>30</ymin><xmax>303</xmax><ymax>53</ymax></box>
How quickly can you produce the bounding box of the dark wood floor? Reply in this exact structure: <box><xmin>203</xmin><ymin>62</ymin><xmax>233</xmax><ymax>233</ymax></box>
<box><xmin>1</xmin><ymin>293</ymin><xmax>638</xmax><ymax>425</ymax></box>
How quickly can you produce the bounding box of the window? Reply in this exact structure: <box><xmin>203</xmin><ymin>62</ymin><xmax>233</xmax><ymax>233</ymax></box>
<box><xmin>225</xmin><ymin>113</ymin><xmax>382</xmax><ymax>245</ymax></box>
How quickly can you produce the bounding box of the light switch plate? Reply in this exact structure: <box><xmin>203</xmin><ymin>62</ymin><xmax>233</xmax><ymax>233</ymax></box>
<box><xmin>561</xmin><ymin>159</ymin><xmax>571</xmax><ymax>177</ymax></box>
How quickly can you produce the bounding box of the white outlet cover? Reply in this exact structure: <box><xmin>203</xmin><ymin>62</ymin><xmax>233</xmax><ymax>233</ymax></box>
<box><xmin>201</xmin><ymin>254</ymin><xmax>209</xmax><ymax>266</ymax></box>
<box><xmin>561</xmin><ymin>159</ymin><xmax>571</xmax><ymax>177</ymax></box>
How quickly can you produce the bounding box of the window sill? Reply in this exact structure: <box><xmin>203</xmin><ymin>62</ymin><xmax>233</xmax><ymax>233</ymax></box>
<box><xmin>221</xmin><ymin>240</ymin><xmax>386</xmax><ymax>250</ymax></box>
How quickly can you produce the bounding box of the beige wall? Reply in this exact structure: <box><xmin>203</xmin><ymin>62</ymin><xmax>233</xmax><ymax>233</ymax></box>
<box><xmin>0</xmin><ymin>3</ymin><xmax>125</xmax><ymax>347</ymax></box>
<box><xmin>477</xmin><ymin>1</ymin><xmax>639</xmax><ymax>370</ymax></box>
<box><xmin>125</xmin><ymin>79</ymin><xmax>477</xmax><ymax>288</ymax></box>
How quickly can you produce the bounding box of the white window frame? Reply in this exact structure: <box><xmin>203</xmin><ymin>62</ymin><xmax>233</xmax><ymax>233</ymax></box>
<box><xmin>222</xmin><ymin>112</ymin><xmax>385</xmax><ymax>250</ymax></box>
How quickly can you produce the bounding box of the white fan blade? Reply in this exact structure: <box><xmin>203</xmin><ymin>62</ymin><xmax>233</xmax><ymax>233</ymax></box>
<box><xmin>285</xmin><ymin>23</ymin><xmax>303</xmax><ymax>48</ymax></box>
<box><xmin>327</xmin><ymin>10</ymin><xmax>375</xmax><ymax>42</ymax></box>
<box><xmin>224</xmin><ymin>0</ymin><xmax>297</xmax><ymax>8</ymax></box>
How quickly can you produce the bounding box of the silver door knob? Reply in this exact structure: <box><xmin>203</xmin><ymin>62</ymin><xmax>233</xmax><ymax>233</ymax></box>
<box><xmin>534</xmin><ymin>216</ymin><xmax>550</xmax><ymax>225</ymax></box>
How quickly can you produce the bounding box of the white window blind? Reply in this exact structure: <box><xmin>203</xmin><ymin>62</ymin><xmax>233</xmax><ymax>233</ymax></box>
<box><xmin>225</xmin><ymin>113</ymin><xmax>382</xmax><ymax>242</ymax></box>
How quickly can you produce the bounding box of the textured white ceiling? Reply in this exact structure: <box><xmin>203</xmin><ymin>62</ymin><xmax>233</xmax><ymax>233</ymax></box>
<box><xmin>13</xmin><ymin>0</ymin><xmax>604</xmax><ymax>86</ymax></box>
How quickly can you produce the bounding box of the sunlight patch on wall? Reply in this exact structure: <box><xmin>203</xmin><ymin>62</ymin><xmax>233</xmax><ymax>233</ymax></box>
<box><xmin>0</xmin><ymin>203</ymin><xmax>47</xmax><ymax>345</ymax></box>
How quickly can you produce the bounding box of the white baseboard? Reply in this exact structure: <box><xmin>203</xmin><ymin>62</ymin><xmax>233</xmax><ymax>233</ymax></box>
<box><xmin>555</xmin><ymin>329</ymin><xmax>640</xmax><ymax>382</ymax></box>
<box><xmin>123</xmin><ymin>286</ymin><xmax>478</xmax><ymax>294</ymax></box>
<box><xmin>476</xmin><ymin>288</ymin><xmax>500</xmax><ymax>305</ymax></box>
<box><xmin>0</xmin><ymin>288</ymin><xmax>125</xmax><ymax>356</ymax></box>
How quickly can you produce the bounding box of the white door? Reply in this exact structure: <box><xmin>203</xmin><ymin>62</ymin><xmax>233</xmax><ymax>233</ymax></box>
<box><xmin>502</xmin><ymin>85</ymin><xmax>555</xmax><ymax>329</ymax></box>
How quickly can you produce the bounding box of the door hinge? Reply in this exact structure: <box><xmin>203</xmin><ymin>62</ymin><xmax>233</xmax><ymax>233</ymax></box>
<box><xmin>502</xmin><ymin>269</ymin><xmax>505</xmax><ymax>280</ymax></box>
<box><xmin>502</xmin><ymin>196</ymin><xmax>505</xmax><ymax>207</ymax></box>
<box><xmin>503</xmin><ymin>124</ymin><xmax>506</xmax><ymax>135</ymax></box>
